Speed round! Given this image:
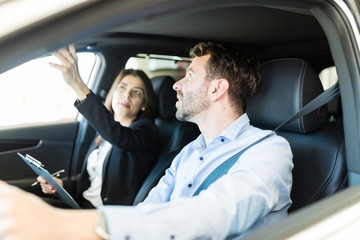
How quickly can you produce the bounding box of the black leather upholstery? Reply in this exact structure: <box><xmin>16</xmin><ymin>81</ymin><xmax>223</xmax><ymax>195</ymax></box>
<box><xmin>151</xmin><ymin>75</ymin><xmax>178</xmax><ymax>119</ymax></box>
<box><xmin>248</xmin><ymin>58</ymin><xmax>329</xmax><ymax>133</ymax></box>
<box><xmin>132</xmin><ymin>76</ymin><xmax>200</xmax><ymax>205</ymax></box>
<box><xmin>247</xmin><ymin>59</ymin><xmax>348</xmax><ymax>212</ymax></box>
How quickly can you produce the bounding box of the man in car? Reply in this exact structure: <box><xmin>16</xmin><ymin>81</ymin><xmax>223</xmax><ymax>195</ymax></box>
<box><xmin>0</xmin><ymin>42</ymin><xmax>293</xmax><ymax>239</ymax></box>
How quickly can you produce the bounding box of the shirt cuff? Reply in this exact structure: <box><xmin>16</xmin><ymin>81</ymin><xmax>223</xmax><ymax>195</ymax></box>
<box><xmin>99</xmin><ymin>206</ymin><xmax>147</xmax><ymax>239</ymax></box>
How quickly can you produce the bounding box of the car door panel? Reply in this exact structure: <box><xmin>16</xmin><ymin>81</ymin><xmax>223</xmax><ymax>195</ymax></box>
<box><xmin>0</xmin><ymin>121</ymin><xmax>78</xmax><ymax>191</ymax></box>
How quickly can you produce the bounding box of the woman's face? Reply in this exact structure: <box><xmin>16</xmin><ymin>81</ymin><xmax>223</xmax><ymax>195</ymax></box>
<box><xmin>112</xmin><ymin>75</ymin><xmax>146</xmax><ymax>124</ymax></box>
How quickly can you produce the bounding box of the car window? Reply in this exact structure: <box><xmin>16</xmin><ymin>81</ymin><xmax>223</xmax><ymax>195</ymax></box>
<box><xmin>125</xmin><ymin>54</ymin><xmax>192</xmax><ymax>80</ymax></box>
<box><xmin>0</xmin><ymin>52</ymin><xmax>96</xmax><ymax>127</ymax></box>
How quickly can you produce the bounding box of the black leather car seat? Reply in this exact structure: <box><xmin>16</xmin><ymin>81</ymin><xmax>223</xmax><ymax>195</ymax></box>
<box><xmin>132</xmin><ymin>76</ymin><xmax>200</xmax><ymax>205</ymax></box>
<box><xmin>247</xmin><ymin>58</ymin><xmax>348</xmax><ymax>213</ymax></box>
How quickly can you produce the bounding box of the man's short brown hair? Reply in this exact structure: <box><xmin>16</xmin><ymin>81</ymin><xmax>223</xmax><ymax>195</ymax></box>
<box><xmin>190</xmin><ymin>42</ymin><xmax>260</xmax><ymax>113</ymax></box>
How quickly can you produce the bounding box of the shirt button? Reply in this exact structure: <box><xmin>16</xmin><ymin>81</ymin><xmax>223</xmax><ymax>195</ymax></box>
<box><xmin>220</xmin><ymin>138</ymin><xmax>225</xmax><ymax>142</ymax></box>
<box><xmin>188</xmin><ymin>183</ymin><xmax>192</xmax><ymax>188</ymax></box>
<box><xmin>170</xmin><ymin>235</ymin><xmax>175</xmax><ymax>239</ymax></box>
<box><xmin>199</xmin><ymin>156</ymin><xmax>204</xmax><ymax>161</ymax></box>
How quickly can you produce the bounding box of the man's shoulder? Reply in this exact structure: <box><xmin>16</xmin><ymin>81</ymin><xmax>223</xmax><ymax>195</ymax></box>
<box><xmin>241</xmin><ymin>125</ymin><xmax>290</xmax><ymax>149</ymax></box>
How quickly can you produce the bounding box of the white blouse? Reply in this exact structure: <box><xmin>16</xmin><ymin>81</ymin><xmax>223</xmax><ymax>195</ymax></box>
<box><xmin>82</xmin><ymin>140</ymin><xmax>112</xmax><ymax>208</ymax></box>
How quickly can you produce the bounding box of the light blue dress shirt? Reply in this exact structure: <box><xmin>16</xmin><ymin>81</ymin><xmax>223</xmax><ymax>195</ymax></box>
<box><xmin>101</xmin><ymin>113</ymin><xmax>293</xmax><ymax>239</ymax></box>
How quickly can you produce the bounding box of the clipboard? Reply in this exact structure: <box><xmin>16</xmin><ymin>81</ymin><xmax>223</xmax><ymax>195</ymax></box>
<box><xmin>17</xmin><ymin>152</ymin><xmax>81</xmax><ymax>209</ymax></box>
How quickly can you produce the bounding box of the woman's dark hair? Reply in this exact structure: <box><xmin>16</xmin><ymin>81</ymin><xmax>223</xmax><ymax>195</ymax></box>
<box><xmin>104</xmin><ymin>69</ymin><xmax>157</xmax><ymax>121</ymax></box>
<box><xmin>190</xmin><ymin>42</ymin><xmax>260</xmax><ymax>113</ymax></box>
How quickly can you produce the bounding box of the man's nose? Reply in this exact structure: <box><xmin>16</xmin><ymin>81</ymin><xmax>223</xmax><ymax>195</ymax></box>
<box><xmin>173</xmin><ymin>79</ymin><xmax>183</xmax><ymax>91</ymax></box>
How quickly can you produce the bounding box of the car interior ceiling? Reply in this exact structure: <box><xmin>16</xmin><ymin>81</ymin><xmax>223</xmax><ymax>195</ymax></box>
<box><xmin>66</xmin><ymin>4</ymin><xmax>345</xmax><ymax>212</ymax></box>
<box><xmin>77</xmin><ymin>5</ymin><xmax>333</xmax><ymax>71</ymax></box>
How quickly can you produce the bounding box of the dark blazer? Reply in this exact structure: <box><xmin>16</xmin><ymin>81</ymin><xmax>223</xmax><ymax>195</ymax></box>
<box><xmin>61</xmin><ymin>91</ymin><xmax>159</xmax><ymax>208</ymax></box>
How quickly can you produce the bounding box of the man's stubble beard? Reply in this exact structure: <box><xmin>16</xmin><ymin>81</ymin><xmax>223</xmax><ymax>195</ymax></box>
<box><xmin>175</xmin><ymin>83</ymin><xmax>210</xmax><ymax>122</ymax></box>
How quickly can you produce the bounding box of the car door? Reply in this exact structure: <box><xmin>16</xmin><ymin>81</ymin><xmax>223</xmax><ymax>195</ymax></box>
<box><xmin>0</xmin><ymin>122</ymin><xmax>78</xmax><ymax>191</ymax></box>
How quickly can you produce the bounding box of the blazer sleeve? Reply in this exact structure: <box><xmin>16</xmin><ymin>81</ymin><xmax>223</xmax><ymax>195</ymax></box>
<box><xmin>74</xmin><ymin>91</ymin><xmax>158</xmax><ymax>153</ymax></box>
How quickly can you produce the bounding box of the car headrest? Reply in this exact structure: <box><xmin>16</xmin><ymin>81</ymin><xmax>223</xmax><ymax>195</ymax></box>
<box><xmin>151</xmin><ymin>75</ymin><xmax>177</xmax><ymax>119</ymax></box>
<box><xmin>247</xmin><ymin>58</ymin><xmax>328</xmax><ymax>133</ymax></box>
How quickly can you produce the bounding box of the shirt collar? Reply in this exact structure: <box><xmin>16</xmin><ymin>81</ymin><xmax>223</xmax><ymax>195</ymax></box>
<box><xmin>192</xmin><ymin>113</ymin><xmax>250</xmax><ymax>151</ymax></box>
<box><xmin>220</xmin><ymin>113</ymin><xmax>250</xmax><ymax>140</ymax></box>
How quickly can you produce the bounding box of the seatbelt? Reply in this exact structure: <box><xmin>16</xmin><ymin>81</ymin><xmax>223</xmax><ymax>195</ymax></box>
<box><xmin>193</xmin><ymin>82</ymin><xmax>340</xmax><ymax>196</ymax></box>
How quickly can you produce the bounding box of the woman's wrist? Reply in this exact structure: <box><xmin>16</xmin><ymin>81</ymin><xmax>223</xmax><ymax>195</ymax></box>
<box><xmin>67</xmin><ymin>76</ymin><xmax>90</xmax><ymax>101</ymax></box>
<box><xmin>74</xmin><ymin>82</ymin><xmax>91</xmax><ymax>102</ymax></box>
<box><xmin>78</xmin><ymin>91</ymin><xmax>91</xmax><ymax>103</ymax></box>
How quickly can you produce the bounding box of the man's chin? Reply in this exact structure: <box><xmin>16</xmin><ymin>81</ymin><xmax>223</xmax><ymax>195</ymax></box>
<box><xmin>175</xmin><ymin>111</ymin><xmax>192</xmax><ymax>122</ymax></box>
<box><xmin>175</xmin><ymin>112</ymin><xmax>186</xmax><ymax>122</ymax></box>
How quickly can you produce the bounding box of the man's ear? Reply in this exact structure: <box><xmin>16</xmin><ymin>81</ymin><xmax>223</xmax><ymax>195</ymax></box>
<box><xmin>210</xmin><ymin>78</ymin><xmax>229</xmax><ymax>101</ymax></box>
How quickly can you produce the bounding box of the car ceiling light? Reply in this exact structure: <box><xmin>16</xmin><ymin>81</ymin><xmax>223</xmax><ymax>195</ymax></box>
<box><xmin>136</xmin><ymin>53</ymin><xmax>192</xmax><ymax>62</ymax></box>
